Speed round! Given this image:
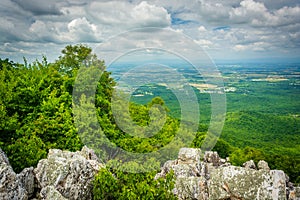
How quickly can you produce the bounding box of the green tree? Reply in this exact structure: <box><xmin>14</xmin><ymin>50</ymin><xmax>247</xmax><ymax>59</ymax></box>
<box><xmin>93</xmin><ymin>167</ymin><xmax>176</xmax><ymax>200</ymax></box>
<box><xmin>229</xmin><ymin>146</ymin><xmax>266</xmax><ymax>166</ymax></box>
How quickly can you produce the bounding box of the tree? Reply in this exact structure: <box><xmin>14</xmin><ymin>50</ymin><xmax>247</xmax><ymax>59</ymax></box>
<box><xmin>93</xmin><ymin>167</ymin><xmax>176</xmax><ymax>200</ymax></box>
<box><xmin>0</xmin><ymin>45</ymin><xmax>114</xmax><ymax>172</ymax></box>
<box><xmin>212</xmin><ymin>139</ymin><xmax>234</xmax><ymax>158</ymax></box>
<box><xmin>229</xmin><ymin>146</ymin><xmax>266</xmax><ymax>166</ymax></box>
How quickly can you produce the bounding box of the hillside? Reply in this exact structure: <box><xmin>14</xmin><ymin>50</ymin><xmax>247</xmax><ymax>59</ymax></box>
<box><xmin>0</xmin><ymin>44</ymin><xmax>299</xmax><ymax>196</ymax></box>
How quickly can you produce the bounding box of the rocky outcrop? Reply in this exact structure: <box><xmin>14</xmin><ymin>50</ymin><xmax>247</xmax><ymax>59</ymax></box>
<box><xmin>39</xmin><ymin>186</ymin><xmax>67</xmax><ymax>200</ymax></box>
<box><xmin>34</xmin><ymin>146</ymin><xmax>104</xmax><ymax>200</ymax></box>
<box><xmin>0</xmin><ymin>148</ymin><xmax>35</xmax><ymax>200</ymax></box>
<box><xmin>156</xmin><ymin>148</ymin><xmax>300</xmax><ymax>200</ymax></box>
<box><xmin>257</xmin><ymin>160</ymin><xmax>270</xmax><ymax>171</ymax></box>
<box><xmin>1</xmin><ymin>146</ymin><xmax>299</xmax><ymax>199</ymax></box>
<box><xmin>242</xmin><ymin>160</ymin><xmax>256</xmax><ymax>169</ymax></box>
<box><xmin>0</xmin><ymin>146</ymin><xmax>103</xmax><ymax>200</ymax></box>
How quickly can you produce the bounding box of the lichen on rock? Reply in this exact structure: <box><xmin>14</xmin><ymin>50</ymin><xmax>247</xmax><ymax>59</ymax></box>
<box><xmin>155</xmin><ymin>148</ymin><xmax>299</xmax><ymax>200</ymax></box>
<box><xmin>0</xmin><ymin>146</ymin><xmax>104</xmax><ymax>200</ymax></box>
<box><xmin>1</xmin><ymin>146</ymin><xmax>299</xmax><ymax>200</ymax></box>
<box><xmin>34</xmin><ymin>146</ymin><xmax>104</xmax><ymax>200</ymax></box>
<box><xmin>0</xmin><ymin>148</ymin><xmax>35</xmax><ymax>200</ymax></box>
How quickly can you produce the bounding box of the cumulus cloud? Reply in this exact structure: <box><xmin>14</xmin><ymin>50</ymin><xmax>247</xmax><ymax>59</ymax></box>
<box><xmin>198</xmin><ymin>26</ymin><xmax>207</xmax><ymax>32</ymax></box>
<box><xmin>87</xmin><ymin>1</ymin><xmax>171</xmax><ymax>29</ymax></box>
<box><xmin>67</xmin><ymin>17</ymin><xmax>100</xmax><ymax>42</ymax></box>
<box><xmin>229</xmin><ymin>0</ymin><xmax>300</xmax><ymax>27</ymax></box>
<box><xmin>29</xmin><ymin>20</ymin><xmax>61</xmax><ymax>42</ymax></box>
<box><xmin>0</xmin><ymin>0</ymin><xmax>299</xmax><ymax>62</ymax></box>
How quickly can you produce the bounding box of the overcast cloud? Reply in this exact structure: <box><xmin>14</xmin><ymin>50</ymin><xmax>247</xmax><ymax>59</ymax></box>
<box><xmin>0</xmin><ymin>0</ymin><xmax>299</xmax><ymax>63</ymax></box>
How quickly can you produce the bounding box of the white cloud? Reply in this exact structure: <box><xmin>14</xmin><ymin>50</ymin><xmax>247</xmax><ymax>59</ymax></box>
<box><xmin>234</xmin><ymin>44</ymin><xmax>248</xmax><ymax>51</ymax></box>
<box><xmin>131</xmin><ymin>1</ymin><xmax>171</xmax><ymax>27</ymax></box>
<box><xmin>0</xmin><ymin>0</ymin><xmax>299</xmax><ymax>62</ymax></box>
<box><xmin>87</xmin><ymin>1</ymin><xmax>171</xmax><ymax>30</ymax></box>
<box><xmin>198</xmin><ymin>26</ymin><xmax>207</xmax><ymax>32</ymax></box>
<box><xmin>229</xmin><ymin>0</ymin><xmax>300</xmax><ymax>27</ymax></box>
<box><xmin>234</xmin><ymin>41</ymin><xmax>271</xmax><ymax>52</ymax></box>
<box><xmin>67</xmin><ymin>17</ymin><xmax>100</xmax><ymax>42</ymax></box>
<box><xmin>195</xmin><ymin>39</ymin><xmax>213</xmax><ymax>46</ymax></box>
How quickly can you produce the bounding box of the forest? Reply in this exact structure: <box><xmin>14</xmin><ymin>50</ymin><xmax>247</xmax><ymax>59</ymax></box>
<box><xmin>0</xmin><ymin>44</ymin><xmax>299</xmax><ymax>199</ymax></box>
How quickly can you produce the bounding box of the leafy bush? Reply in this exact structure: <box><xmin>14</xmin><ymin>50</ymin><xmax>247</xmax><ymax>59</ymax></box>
<box><xmin>93</xmin><ymin>167</ymin><xmax>176</xmax><ymax>200</ymax></box>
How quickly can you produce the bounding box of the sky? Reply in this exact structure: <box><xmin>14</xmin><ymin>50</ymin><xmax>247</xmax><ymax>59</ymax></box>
<box><xmin>0</xmin><ymin>0</ymin><xmax>300</xmax><ymax>64</ymax></box>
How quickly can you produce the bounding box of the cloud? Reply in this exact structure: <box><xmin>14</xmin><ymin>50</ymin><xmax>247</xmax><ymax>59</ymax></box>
<box><xmin>194</xmin><ymin>39</ymin><xmax>214</xmax><ymax>49</ymax></box>
<box><xmin>67</xmin><ymin>17</ymin><xmax>101</xmax><ymax>42</ymax></box>
<box><xmin>229</xmin><ymin>0</ymin><xmax>300</xmax><ymax>27</ymax></box>
<box><xmin>11</xmin><ymin>0</ymin><xmax>64</xmax><ymax>15</ymax></box>
<box><xmin>198</xmin><ymin>26</ymin><xmax>207</xmax><ymax>32</ymax></box>
<box><xmin>87</xmin><ymin>1</ymin><xmax>171</xmax><ymax>29</ymax></box>
<box><xmin>0</xmin><ymin>0</ymin><xmax>299</xmax><ymax>62</ymax></box>
<box><xmin>233</xmin><ymin>42</ymin><xmax>271</xmax><ymax>52</ymax></box>
<box><xmin>257</xmin><ymin>0</ymin><xmax>299</xmax><ymax>10</ymax></box>
<box><xmin>29</xmin><ymin>20</ymin><xmax>61</xmax><ymax>42</ymax></box>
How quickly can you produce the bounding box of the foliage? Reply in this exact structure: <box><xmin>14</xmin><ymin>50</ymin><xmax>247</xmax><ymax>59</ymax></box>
<box><xmin>229</xmin><ymin>146</ymin><xmax>266</xmax><ymax>166</ymax></box>
<box><xmin>0</xmin><ymin>45</ymin><xmax>299</xmax><ymax>188</ymax></box>
<box><xmin>0</xmin><ymin>45</ymin><xmax>110</xmax><ymax>172</ymax></box>
<box><xmin>93</xmin><ymin>167</ymin><xmax>176</xmax><ymax>200</ymax></box>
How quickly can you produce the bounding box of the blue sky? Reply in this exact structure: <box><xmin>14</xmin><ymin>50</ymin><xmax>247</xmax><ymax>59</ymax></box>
<box><xmin>0</xmin><ymin>0</ymin><xmax>299</xmax><ymax>63</ymax></box>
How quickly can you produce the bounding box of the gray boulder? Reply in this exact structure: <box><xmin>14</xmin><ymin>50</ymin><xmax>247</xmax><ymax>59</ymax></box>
<box><xmin>40</xmin><ymin>186</ymin><xmax>67</xmax><ymax>200</ymax></box>
<box><xmin>156</xmin><ymin>148</ymin><xmax>298</xmax><ymax>200</ymax></box>
<box><xmin>258</xmin><ymin>160</ymin><xmax>270</xmax><ymax>171</ymax></box>
<box><xmin>289</xmin><ymin>187</ymin><xmax>300</xmax><ymax>200</ymax></box>
<box><xmin>209</xmin><ymin>166</ymin><xmax>287</xmax><ymax>199</ymax></box>
<box><xmin>34</xmin><ymin>146</ymin><xmax>104</xmax><ymax>200</ymax></box>
<box><xmin>203</xmin><ymin>151</ymin><xmax>221</xmax><ymax>166</ymax></box>
<box><xmin>1</xmin><ymin>146</ymin><xmax>104</xmax><ymax>200</ymax></box>
<box><xmin>178</xmin><ymin>148</ymin><xmax>201</xmax><ymax>165</ymax></box>
<box><xmin>243</xmin><ymin>160</ymin><xmax>256</xmax><ymax>169</ymax></box>
<box><xmin>174</xmin><ymin>176</ymin><xmax>208</xmax><ymax>200</ymax></box>
<box><xmin>0</xmin><ymin>148</ymin><xmax>35</xmax><ymax>200</ymax></box>
<box><xmin>17</xmin><ymin>167</ymin><xmax>36</xmax><ymax>198</ymax></box>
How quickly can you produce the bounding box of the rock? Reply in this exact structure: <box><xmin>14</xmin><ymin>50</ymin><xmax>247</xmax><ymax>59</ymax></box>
<box><xmin>156</xmin><ymin>148</ymin><xmax>207</xmax><ymax>199</ymax></box>
<box><xmin>203</xmin><ymin>151</ymin><xmax>221</xmax><ymax>166</ymax></box>
<box><xmin>257</xmin><ymin>160</ymin><xmax>270</xmax><ymax>171</ymax></box>
<box><xmin>1</xmin><ymin>145</ymin><xmax>298</xmax><ymax>200</ymax></box>
<box><xmin>79</xmin><ymin>146</ymin><xmax>100</xmax><ymax>162</ymax></box>
<box><xmin>155</xmin><ymin>160</ymin><xmax>177</xmax><ymax>180</ymax></box>
<box><xmin>289</xmin><ymin>187</ymin><xmax>300</xmax><ymax>200</ymax></box>
<box><xmin>220</xmin><ymin>158</ymin><xmax>227</xmax><ymax>164</ymax></box>
<box><xmin>174</xmin><ymin>176</ymin><xmax>208</xmax><ymax>200</ymax></box>
<box><xmin>172</xmin><ymin>163</ymin><xmax>200</xmax><ymax>177</ymax></box>
<box><xmin>0</xmin><ymin>148</ymin><xmax>10</xmax><ymax>165</ymax></box>
<box><xmin>0</xmin><ymin>148</ymin><xmax>34</xmax><ymax>200</ymax></box>
<box><xmin>156</xmin><ymin>148</ymin><xmax>296</xmax><ymax>200</ymax></box>
<box><xmin>209</xmin><ymin>167</ymin><xmax>287</xmax><ymax>200</ymax></box>
<box><xmin>34</xmin><ymin>146</ymin><xmax>104</xmax><ymax>200</ymax></box>
<box><xmin>178</xmin><ymin>148</ymin><xmax>201</xmax><ymax>165</ymax></box>
<box><xmin>243</xmin><ymin>160</ymin><xmax>256</xmax><ymax>169</ymax></box>
<box><xmin>40</xmin><ymin>186</ymin><xmax>67</xmax><ymax>200</ymax></box>
<box><xmin>1</xmin><ymin>146</ymin><xmax>104</xmax><ymax>200</ymax></box>
<box><xmin>17</xmin><ymin>167</ymin><xmax>35</xmax><ymax>197</ymax></box>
